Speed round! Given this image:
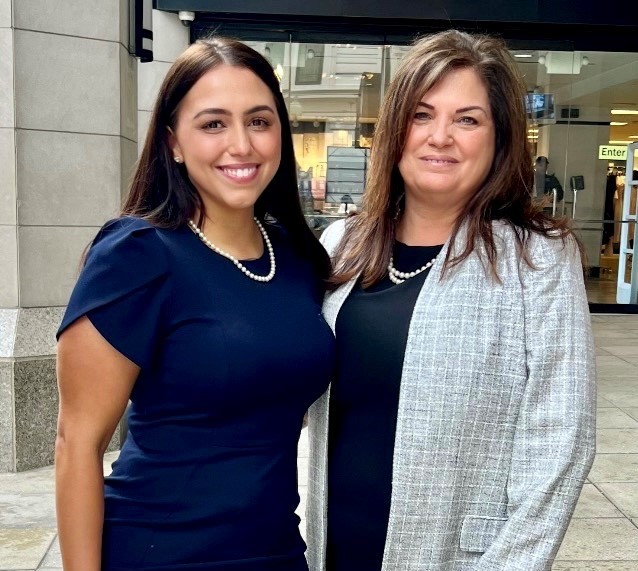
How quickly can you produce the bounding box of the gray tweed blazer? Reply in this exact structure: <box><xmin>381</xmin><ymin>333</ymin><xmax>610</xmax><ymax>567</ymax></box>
<box><xmin>306</xmin><ymin>219</ymin><xmax>596</xmax><ymax>571</ymax></box>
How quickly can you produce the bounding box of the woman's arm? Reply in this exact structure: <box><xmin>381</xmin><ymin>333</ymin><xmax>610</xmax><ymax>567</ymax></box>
<box><xmin>55</xmin><ymin>317</ymin><xmax>139</xmax><ymax>571</ymax></box>
<box><xmin>475</xmin><ymin>234</ymin><xmax>596</xmax><ymax>571</ymax></box>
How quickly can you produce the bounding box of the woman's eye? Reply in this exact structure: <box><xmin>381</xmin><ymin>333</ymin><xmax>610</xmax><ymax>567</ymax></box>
<box><xmin>458</xmin><ymin>116</ymin><xmax>478</xmax><ymax>125</ymax></box>
<box><xmin>414</xmin><ymin>112</ymin><xmax>431</xmax><ymax>121</ymax></box>
<box><xmin>203</xmin><ymin>120</ymin><xmax>224</xmax><ymax>130</ymax></box>
<box><xmin>249</xmin><ymin>118</ymin><xmax>270</xmax><ymax>128</ymax></box>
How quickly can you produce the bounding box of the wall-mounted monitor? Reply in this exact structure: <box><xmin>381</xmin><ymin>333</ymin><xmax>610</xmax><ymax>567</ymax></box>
<box><xmin>525</xmin><ymin>93</ymin><xmax>556</xmax><ymax>124</ymax></box>
<box><xmin>325</xmin><ymin>146</ymin><xmax>369</xmax><ymax>205</ymax></box>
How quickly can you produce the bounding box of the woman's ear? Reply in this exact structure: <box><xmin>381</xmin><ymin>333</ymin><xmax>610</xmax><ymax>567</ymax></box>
<box><xmin>167</xmin><ymin>127</ymin><xmax>182</xmax><ymax>162</ymax></box>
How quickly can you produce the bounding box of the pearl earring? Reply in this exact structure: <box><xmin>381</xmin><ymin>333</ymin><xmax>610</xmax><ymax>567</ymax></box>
<box><xmin>174</xmin><ymin>156</ymin><xmax>182</xmax><ymax>163</ymax></box>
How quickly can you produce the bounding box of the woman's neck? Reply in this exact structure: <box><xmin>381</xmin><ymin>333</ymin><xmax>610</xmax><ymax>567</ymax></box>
<box><xmin>396</xmin><ymin>204</ymin><xmax>458</xmax><ymax>246</ymax></box>
<box><xmin>196</xmin><ymin>208</ymin><xmax>263</xmax><ymax>260</ymax></box>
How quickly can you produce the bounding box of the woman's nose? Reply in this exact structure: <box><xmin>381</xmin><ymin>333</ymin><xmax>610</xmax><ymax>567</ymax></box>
<box><xmin>227</xmin><ymin>127</ymin><xmax>251</xmax><ymax>156</ymax></box>
<box><xmin>427</xmin><ymin>118</ymin><xmax>453</xmax><ymax>147</ymax></box>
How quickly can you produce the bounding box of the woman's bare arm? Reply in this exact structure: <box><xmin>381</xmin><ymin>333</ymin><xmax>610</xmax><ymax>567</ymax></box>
<box><xmin>55</xmin><ymin>316</ymin><xmax>139</xmax><ymax>571</ymax></box>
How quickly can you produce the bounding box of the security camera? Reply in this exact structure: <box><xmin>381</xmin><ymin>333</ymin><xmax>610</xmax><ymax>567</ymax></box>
<box><xmin>178</xmin><ymin>11</ymin><xmax>195</xmax><ymax>26</ymax></box>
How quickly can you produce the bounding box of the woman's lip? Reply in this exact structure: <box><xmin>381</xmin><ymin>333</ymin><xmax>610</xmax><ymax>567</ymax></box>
<box><xmin>219</xmin><ymin>163</ymin><xmax>259</xmax><ymax>169</ymax></box>
<box><xmin>420</xmin><ymin>156</ymin><xmax>458</xmax><ymax>163</ymax></box>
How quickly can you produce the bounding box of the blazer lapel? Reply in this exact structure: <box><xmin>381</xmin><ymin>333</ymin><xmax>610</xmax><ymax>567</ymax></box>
<box><xmin>323</xmin><ymin>275</ymin><xmax>359</xmax><ymax>333</ymax></box>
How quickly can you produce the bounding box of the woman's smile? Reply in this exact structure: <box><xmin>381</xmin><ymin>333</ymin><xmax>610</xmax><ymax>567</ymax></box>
<box><xmin>217</xmin><ymin>163</ymin><xmax>260</xmax><ymax>183</ymax></box>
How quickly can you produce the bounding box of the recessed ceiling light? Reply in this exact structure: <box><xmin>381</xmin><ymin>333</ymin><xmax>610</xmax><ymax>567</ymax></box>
<box><xmin>514</xmin><ymin>54</ymin><xmax>533</xmax><ymax>58</ymax></box>
<box><xmin>611</xmin><ymin>122</ymin><xmax>628</xmax><ymax>126</ymax></box>
<box><xmin>609</xmin><ymin>140</ymin><xmax>631</xmax><ymax>144</ymax></box>
<box><xmin>611</xmin><ymin>109</ymin><xmax>638</xmax><ymax>115</ymax></box>
<box><xmin>629</xmin><ymin>136</ymin><xmax>638</xmax><ymax>139</ymax></box>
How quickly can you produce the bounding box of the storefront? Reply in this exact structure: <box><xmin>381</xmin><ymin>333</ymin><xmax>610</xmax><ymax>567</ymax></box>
<box><xmin>157</xmin><ymin>0</ymin><xmax>638</xmax><ymax>310</ymax></box>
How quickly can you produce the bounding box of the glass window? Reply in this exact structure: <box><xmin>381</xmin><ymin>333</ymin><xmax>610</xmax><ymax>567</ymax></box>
<box><xmin>246</xmin><ymin>37</ymin><xmax>638</xmax><ymax>306</ymax></box>
<box><xmin>522</xmin><ymin>49</ymin><xmax>638</xmax><ymax>304</ymax></box>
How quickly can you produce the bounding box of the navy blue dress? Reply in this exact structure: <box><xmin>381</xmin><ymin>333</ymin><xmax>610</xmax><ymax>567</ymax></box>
<box><xmin>57</xmin><ymin>217</ymin><xmax>335</xmax><ymax>571</ymax></box>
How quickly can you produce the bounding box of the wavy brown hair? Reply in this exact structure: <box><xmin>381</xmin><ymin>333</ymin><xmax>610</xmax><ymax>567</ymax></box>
<box><xmin>122</xmin><ymin>37</ymin><xmax>330</xmax><ymax>280</ymax></box>
<box><xmin>330</xmin><ymin>30</ymin><xmax>577</xmax><ymax>288</ymax></box>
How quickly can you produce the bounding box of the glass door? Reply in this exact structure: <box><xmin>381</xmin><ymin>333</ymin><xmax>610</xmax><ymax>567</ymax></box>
<box><xmin>517</xmin><ymin>48</ymin><xmax>638</xmax><ymax>308</ymax></box>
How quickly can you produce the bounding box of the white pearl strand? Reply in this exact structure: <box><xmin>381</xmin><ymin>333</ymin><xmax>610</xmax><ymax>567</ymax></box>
<box><xmin>387</xmin><ymin>255</ymin><xmax>438</xmax><ymax>285</ymax></box>
<box><xmin>188</xmin><ymin>217</ymin><xmax>276</xmax><ymax>283</ymax></box>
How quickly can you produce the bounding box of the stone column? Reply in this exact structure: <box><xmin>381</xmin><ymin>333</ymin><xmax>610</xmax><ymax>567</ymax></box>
<box><xmin>138</xmin><ymin>10</ymin><xmax>189</xmax><ymax>150</ymax></box>
<box><xmin>0</xmin><ymin>0</ymin><xmax>137</xmax><ymax>472</ymax></box>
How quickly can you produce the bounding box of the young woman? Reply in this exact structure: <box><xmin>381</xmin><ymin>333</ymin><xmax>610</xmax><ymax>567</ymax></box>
<box><xmin>55</xmin><ymin>37</ymin><xmax>335</xmax><ymax>571</ymax></box>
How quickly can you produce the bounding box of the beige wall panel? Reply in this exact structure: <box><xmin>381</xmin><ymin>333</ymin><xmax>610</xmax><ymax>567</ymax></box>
<box><xmin>16</xmin><ymin>130</ymin><xmax>122</xmax><ymax>226</ymax></box>
<box><xmin>0</xmin><ymin>28</ymin><xmax>14</xmax><ymax>128</ymax></box>
<box><xmin>0</xmin><ymin>0</ymin><xmax>10</xmax><ymax>28</ymax></box>
<box><xmin>120</xmin><ymin>137</ymin><xmax>138</xmax><ymax>201</ymax></box>
<box><xmin>137</xmin><ymin>110</ymin><xmax>152</xmax><ymax>154</ymax></box>
<box><xmin>152</xmin><ymin>10</ymin><xmax>189</xmax><ymax>63</ymax></box>
<box><xmin>14</xmin><ymin>30</ymin><xmax>120</xmax><ymax>135</ymax></box>
<box><xmin>13</xmin><ymin>0</ymin><xmax>119</xmax><ymax>42</ymax></box>
<box><xmin>0</xmin><ymin>225</ymin><xmax>18</xmax><ymax>307</ymax></box>
<box><xmin>119</xmin><ymin>0</ymin><xmax>129</xmax><ymax>48</ymax></box>
<box><xmin>0</xmin><ymin>128</ymin><xmax>16</xmax><ymax>225</ymax></box>
<box><xmin>18</xmin><ymin>225</ymin><xmax>99</xmax><ymax>307</ymax></box>
<box><xmin>138</xmin><ymin>60</ymin><xmax>172</xmax><ymax>112</ymax></box>
<box><xmin>120</xmin><ymin>45</ymin><xmax>138</xmax><ymax>143</ymax></box>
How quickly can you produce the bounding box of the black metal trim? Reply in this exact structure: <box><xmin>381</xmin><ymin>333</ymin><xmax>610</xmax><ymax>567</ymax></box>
<box><xmin>130</xmin><ymin>0</ymin><xmax>154</xmax><ymax>62</ymax></box>
<box><xmin>184</xmin><ymin>12</ymin><xmax>638</xmax><ymax>52</ymax></box>
<box><xmin>555</xmin><ymin>121</ymin><xmax>614</xmax><ymax>126</ymax></box>
<box><xmin>155</xmin><ymin>0</ymin><xmax>637</xmax><ymax>27</ymax></box>
<box><xmin>589</xmin><ymin>303</ymin><xmax>638</xmax><ymax>314</ymax></box>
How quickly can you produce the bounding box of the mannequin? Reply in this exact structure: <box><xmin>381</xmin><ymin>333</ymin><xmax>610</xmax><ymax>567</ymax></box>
<box><xmin>534</xmin><ymin>156</ymin><xmax>548</xmax><ymax>198</ymax></box>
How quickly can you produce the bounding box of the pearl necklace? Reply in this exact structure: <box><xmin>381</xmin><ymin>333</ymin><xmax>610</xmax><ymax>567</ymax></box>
<box><xmin>387</xmin><ymin>255</ymin><xmax>438</xmax><ymax>285</ymax></box>
<box><xmin>188</xmin><ymin>217</ymin><xmax>276</xmax><ymax>283</ymax></box>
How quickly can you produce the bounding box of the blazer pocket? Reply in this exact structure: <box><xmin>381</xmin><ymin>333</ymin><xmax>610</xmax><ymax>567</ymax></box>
<box><xmin>459</xmin><ymin>515</ymin><xmax>508</xmax><ymax>553</ymax></box>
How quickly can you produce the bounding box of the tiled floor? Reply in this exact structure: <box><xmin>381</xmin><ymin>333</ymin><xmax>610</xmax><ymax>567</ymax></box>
<box><xmin>1</xmin><ymin>315</ymin><xmax>637</xmax><ymax>570</ymax></box>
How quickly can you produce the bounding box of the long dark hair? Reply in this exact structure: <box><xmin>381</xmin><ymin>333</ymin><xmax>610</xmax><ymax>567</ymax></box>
<box><xmin>331</xmin><ymin>30</ymin><xmax>579</xmax><ymax>288</ymax></box>
<box><xmin>123</xmin><ymin>36</ymin><xmax>330</xmax><ymax>280</ymax></box>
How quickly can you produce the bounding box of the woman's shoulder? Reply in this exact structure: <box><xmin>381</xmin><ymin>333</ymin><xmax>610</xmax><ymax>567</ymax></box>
<box><xmin>95</xmin><ymin>215</ymin><xmax>159</xmax><ymax>243</ymax></box>
<box><xmin>87</xmin><ymin>215</ymin><xmax>170</xmax><ymax>276</ymax></box>
<box><xmin>319</xmin><ymin>218</ymin><xmax>348</xmax><ymax>256</ymax></box>
<box><xmin>58</xmin><ymin>217</ymin><xmax>172</xmax><ymax>342</ymax></box>
<box><xmin>492</xmin><ymin>220</ymin><xmax>580</xmax><ymax>266</ymax></box>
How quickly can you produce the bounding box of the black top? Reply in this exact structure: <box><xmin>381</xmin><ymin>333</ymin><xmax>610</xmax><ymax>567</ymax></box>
<box><xmin>57</xmin><ymin>217</ymin><xmax>335</xmax><ymax>571</ymax></box>
<box><xmin>326</xmin><ymin>241</ymin><xmax>444</xmax><ymax>571</ymax></box>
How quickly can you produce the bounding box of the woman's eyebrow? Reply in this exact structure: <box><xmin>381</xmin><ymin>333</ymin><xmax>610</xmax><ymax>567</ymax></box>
<box><xmin>417</xmin><ymin>101</ymin><xmax>488</xmax><ymax>115</ymax></box>
<box><xmin>193</xmin><ymin>105</ymin><xmax>275</xmax><ymax>120</ymax></box>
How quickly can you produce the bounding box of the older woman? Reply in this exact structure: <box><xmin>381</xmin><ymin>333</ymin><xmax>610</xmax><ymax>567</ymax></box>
<box><xmin>307</xmin><ymin>30</ymin><xmax>595</xmax><ymax>571</ymax></box>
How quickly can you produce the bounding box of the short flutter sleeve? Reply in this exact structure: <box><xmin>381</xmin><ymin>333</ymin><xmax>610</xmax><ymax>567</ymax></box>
<box><xmin>57</xmin><ymin>217</ymin><xmax>171</xmax><ymax>369</ymax></box>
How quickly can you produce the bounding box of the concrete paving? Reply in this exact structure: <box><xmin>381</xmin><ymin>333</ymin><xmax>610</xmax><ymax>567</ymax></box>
<box><xmin>1</xmin><ymin>314</ymin><xmax>637</xmax><ymax>570</ymax></box>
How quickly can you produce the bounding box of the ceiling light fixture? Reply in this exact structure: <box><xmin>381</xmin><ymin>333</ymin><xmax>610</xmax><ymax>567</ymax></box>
<box><xmin>610</xmin><ymin>122</ymin><xmax>628</xmax><ymax>126</ymax></box>
<box><xmin>611</xmin><ymin>109</ymin><xmax>638</xmax><ymax>115</ymax></box>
